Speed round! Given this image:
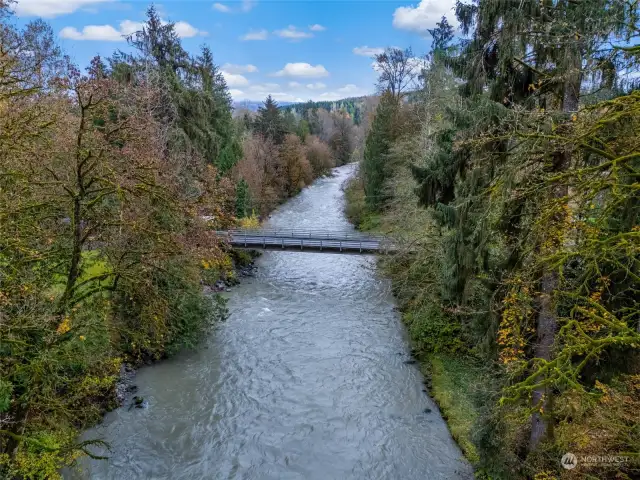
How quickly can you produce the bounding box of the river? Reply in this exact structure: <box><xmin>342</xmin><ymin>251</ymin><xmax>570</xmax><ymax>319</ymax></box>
<box><xmin>70</xmin><ymin>164</ymin><xmax>471</xmax><ymax>480</ymax></box>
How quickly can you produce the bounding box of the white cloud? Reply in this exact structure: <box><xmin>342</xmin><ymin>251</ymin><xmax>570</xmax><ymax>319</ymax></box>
<box><xmin>222</xmin><ymin>72</ymin><xmax>249</xmax><ymax>87</ymax></box>
<box><xmin>270</xmin><ymin>92</ymin><xmax>304</xmax><ymax>102</ymax></box>
<box><xmin>222</xmin><ymin>63</ymin><xmax>258</xmax><ymax>74</ymax></box>
<box><xmin>60</xmin><ymin>24</ymin><xmax>122</xmax><ymax>41</ymax></box>
<box><xmin>60</xmin><ymin>19</ymin><xmax>205</xmax><ymax>41</ymax></box>
<box><xmin>174</xmin><ymin>21</ymin><xmax>206</xmax><ymax>38</ymax></box>
<box><xmin>392</xmin><ymin>0</ymin><xmax>457</xmax><ymax>34</ymax></box>
<box><xmin>249</xmin><ymin>83</ymin><xmax>280</xmax><ymax>91</ymax></box>
<box><xmin>230</xmin><ymin>81</ymin><xmax>367</xmax><ymax>102</ymax></box>
<box><xmin>13</xmin><ymin>0</ymin><xmax>112</xmax><ymax>18</ymax></box>
<box><xmin>316</xmin><ymin>84</ymin><xmax>368</xmax><ymax>100</ymax></box>
<box><xmin>274</xmin><ymin>25</ymin><xmax>313</xmax><ymax>40</ymax></box>
<box><xmin>306</xmin><ymin>82</ymin><xmax>326</xmax><ymax>90</ymax></box>
<box><xmin>215</xmin><ymin>1</ymin><xmax>255</xmax><ymax>13</ymax></box>
<box><xmin>273</xmin><ymin>63</ymin><xmax>329</xmax><ymax>78</ymax></box>
<box><xmin>353</xmin><ymin>46</ymin><xmax>385</xmax><ymax>57</ymax></box>
<box><xmin>119</xmin><ymin>20</ymin><xmax>144</xmax><ymax>36</ymax></box>
<box><xmin>231</xmin><ymin>82</ymin><xmax>304</xmax><ymax>102</ymax></box>
<box><xmin>213</xmin><ymin>3</ymin><xmax>231</xmax><ymax>12</ymax></box>
<box><xmin>241</xmin><ymin>29</ymin><xmax>268</xmax><ymax>41</ymax></box>
<box><xmin>241</xmin><ymin>0</ymin><xmax>257</xmax><ymax>12</ymax></box>
<box><xmin>309</xmin><ymin>24</ymin><xmax>326</xmax><ymax>31</ymax></box>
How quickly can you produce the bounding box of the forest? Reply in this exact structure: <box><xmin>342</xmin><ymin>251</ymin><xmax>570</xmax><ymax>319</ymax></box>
<box><xmin>0</xmin><ymin>3</ymin><xmax>359</xmax><ymax>478</ymax></box>
<box><xmin>2</xmin><ymin>0</ymin><xmax>640</xmax><ymax>477</ymax></box>
<box><xmin>283</xmin><ymin>97</ymin><xmax>371</xmax><ymax>127</ymax></box>
<box><xmin>347</xmin><ymin>2</ymin><xmax>640</xmax><ymax>479</ymax></box>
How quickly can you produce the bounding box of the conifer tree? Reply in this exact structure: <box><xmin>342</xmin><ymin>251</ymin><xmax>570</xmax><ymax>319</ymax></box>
<box><xmin>282</xmin><ymin>108</ymin><xmax>297</xmax><ymax>134</ymax></box>
<box><xmin>254</xmin><ymin>95</ymin><xmax>286</xmax><ymax>144</ymax></box>
<box><xmin>362</xmin><ymin>91</ymin><xmax>401</xmax><ymax>210</ymax></box>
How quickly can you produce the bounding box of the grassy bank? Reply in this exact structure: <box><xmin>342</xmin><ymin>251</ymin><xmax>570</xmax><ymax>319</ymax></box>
<box><xmin>427</xmin><ymin>355</ymin><xmax>479</xmax><ymax>463</ymax></box>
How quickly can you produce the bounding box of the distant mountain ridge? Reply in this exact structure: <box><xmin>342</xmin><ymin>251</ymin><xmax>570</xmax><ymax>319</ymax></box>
<box><xmin>232</xmin><ymin>100</ymin><xmax>296</xmax><ymax>112</ymax></box>
<box><xmin>282</xmin><ymin>96</ymin><xmax>373</xmax><ymax>126</ymax></box>
<box><xmin>233</xmin><ymin>96</ymin><xmax>371</xmax><ymax>113</ymax></box>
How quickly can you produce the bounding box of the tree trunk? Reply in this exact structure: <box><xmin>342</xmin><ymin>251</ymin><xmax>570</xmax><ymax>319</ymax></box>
<box><xmin>58</xmin><ymin>196</ymin><xmax>82</xmax><ymax>311</ymax></box>
<box><xmin>58</xmin><ymin>102</ymin><xmax>88</xmax><ymax>312</ymax></box>
<box><xmin>529</xmin><ymin>51</ymin><xmax>581</xmax><ymax>451</ymax></box>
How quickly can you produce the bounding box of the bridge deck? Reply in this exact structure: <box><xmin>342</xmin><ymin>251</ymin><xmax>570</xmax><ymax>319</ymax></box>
<box><xmin>215</xmin><ymin>229</ymin><xmax>394</xmax><ymax>254</ymax></box>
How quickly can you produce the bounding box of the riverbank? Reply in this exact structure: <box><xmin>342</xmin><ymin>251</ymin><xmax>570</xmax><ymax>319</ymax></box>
<box><xmin>68</xmin><ymin>163</ymin><xmax>471</xmax><ymax>480</ymax></box>
<box><xmin>113</xmin><ymin>250</ymin><xmax>260</xmax><ymax>409</ymax></box>
<box><xmin>66</xmin><ymin>173</ymin><xmax>327</xmax><ymax>463</ymax></box>
<box><xmin>343</xmin><ymin>172</ymin><xmax>481</xmax><ymax>467</ymax></box>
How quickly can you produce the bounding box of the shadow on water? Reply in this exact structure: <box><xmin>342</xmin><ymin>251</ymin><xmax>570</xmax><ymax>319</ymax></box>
<box><xmin>68</xmin><ymin>164</ymin><xmax>472</xmax><ymax>480</ymax></box>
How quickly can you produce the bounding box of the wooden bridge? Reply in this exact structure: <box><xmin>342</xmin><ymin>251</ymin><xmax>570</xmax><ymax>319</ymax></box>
<box><xmin>215</xmin><ymin>229</ymin><xmax>394</xmax><ymax>254</ymax></box>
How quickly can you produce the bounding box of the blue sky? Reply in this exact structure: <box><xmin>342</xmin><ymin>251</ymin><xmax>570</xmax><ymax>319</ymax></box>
<box><xmin>12</xmin><ymin>0</ymin><xmax>458</xmax><ymax>102</ymax></box>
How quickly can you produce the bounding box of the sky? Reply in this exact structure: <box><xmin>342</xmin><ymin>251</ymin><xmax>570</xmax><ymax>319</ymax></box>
<box><xmin>11</xmin><ymin>0</ymin><xmax>458</xmax><ymax>103</ymax></box>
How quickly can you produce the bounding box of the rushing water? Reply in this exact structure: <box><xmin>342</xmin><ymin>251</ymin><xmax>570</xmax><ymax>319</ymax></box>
<box><xmin>71</xmin><ymin>164</ymin><xmax>471</xmax><ymax>480</ymax></box>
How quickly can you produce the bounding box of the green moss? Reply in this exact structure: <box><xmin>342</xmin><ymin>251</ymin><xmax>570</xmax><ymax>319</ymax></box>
<box><xmin>428</xmin><ymin>354</ymin><xmax>480</xmax><ymax>463</ymax></box>
<box><xmin>48</xmin><ymin>250</ymin><xmax>112</xmax><ymax>298</ymax></box>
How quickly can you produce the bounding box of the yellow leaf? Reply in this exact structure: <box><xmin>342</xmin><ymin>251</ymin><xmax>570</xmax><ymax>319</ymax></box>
<box><xmin>56</xmin><ymin>317</ymin><xmax>71</xmax><ymax>335</ymax></box>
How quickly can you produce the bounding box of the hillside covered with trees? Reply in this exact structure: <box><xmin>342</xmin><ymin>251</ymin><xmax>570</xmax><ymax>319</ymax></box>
<box><xmin>284</xmin><ymin>97</ymin><xmax>374</xmax><ymax>127</ymax></box>
<box><xmin>347</xmin><ymin>3</ymin><xmax>640</xmax><ymax>479</ymax></box>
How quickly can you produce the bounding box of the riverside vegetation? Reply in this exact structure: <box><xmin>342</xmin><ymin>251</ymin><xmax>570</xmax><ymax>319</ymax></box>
<box><xmin>0</xmin><ymin>3</ymin><xmax>358</xmax><ymax>478</ymax></box>
<box><xmin>347</xmin><ymin>5</ymin><xmax>640</xmax><ymax>480</ymax></box>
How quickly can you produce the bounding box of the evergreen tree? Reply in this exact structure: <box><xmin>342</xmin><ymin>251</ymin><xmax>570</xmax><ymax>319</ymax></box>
<box><xmin>296</xmin><ymin>119</ymin><xmax>310</xmax><ymax>141</ymax></box>
<box><xmin>128</xmin><ymin>5</ymin><xmax>190</xmax><ymax>75</ymax></box>
<box><xmin>112</xmin><ymin>7</ymin><xmax>241</xmax><ymax>172</ymax></box>
<box><xmin>304</xmin><ymin>104</ymin><xmax>322</xmax><ymax>136</ymax></box>
<box><xmin>282</xmin><ymin>108</ymin><xmax>297</xmax><ymax>134</ymax></box>
<box><xmin>362</xmin><ymin>92</ymin><xmax>401</xmax><ymax>210</ymax></box>
<box><xmin>242</xmin><ymin>112</ymin><xmax>253</xmax><ymax>131</ymax></box>
<box><xmin>427</xmin><ymin>16</ymin><xmax>454</xmax><ymax>56</ymax></box>
<box><xmin>235</xmin><ymin>179</ymin><xmax>250</xmax><ymax>218</ymax></box>
<box><xmin>192</xmin><ymin>45</ymin><xmax>241</xmax><ymax>172</ymax></box>
<box><xmin>254</xmin><ymin>95</ymin><xmax>286</xmax><ymax>144</ymax></box>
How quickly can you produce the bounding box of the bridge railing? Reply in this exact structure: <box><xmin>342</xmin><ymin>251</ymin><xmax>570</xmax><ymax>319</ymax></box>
<box><xmin>217</xmin><ymin>228</ymin><xmax>386</xmax><ymax>242</ymax></box>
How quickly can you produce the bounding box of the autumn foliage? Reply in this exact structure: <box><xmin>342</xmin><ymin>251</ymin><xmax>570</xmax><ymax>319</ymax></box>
<box><xmin>232</xmin><ymin>95</ymin><xmax>358</xmax><ymax>217</ymax></box>
<box><xmin>0</xmin><ymin>6</ymin><xmax>234</xmax><ymax>478</ymax></box>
